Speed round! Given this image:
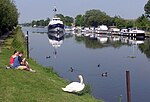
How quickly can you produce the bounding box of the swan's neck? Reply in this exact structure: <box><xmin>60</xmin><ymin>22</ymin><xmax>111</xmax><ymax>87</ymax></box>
<box><xmin>79</xmin><ymin>77</ymin><xmax>84</xmax><ymax>84</ymax></box>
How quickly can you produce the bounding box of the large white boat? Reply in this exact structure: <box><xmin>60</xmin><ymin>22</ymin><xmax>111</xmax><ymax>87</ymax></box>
<box><xmin>48</xmin><ymin>16</ymin><xmax>64</xmax><ymax>33</ymax></box>
<box><xmin>48</xmin><ymin>7</ymin><xmax>64</xmax><ymax>38</ymax></box>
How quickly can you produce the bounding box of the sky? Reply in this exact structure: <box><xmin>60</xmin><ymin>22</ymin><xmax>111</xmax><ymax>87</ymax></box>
<box><xmin>15</xmin><ymin>0</ymin><xmax>149</xmax><ymax>23</ymax></box>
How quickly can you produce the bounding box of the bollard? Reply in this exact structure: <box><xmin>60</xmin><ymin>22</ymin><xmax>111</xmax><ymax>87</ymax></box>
<box><xmin>26</xmin><ymin>31</ymin><xmax>29</xmax><ymax>59</ymax></box>
<box><xmin>126</xmin><ymin>71</ymin><xmax>131</xmax><ymax>102</ymax></box>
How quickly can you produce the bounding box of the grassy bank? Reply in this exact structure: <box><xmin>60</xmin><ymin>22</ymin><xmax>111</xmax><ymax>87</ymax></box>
<box><xmin>0</xmin><ymin>27</ymin><xmax>103</xmax><ymax>102</ymax></box>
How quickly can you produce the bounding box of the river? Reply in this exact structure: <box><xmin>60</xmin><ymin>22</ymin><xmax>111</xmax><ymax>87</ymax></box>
<box><xmin>22</xmin><ymin>27</ymin><xmax>150</xmax><ymax>102</ymax></box>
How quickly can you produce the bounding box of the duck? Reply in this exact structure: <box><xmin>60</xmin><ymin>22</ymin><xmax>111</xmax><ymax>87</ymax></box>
<box><xmin>69</xmin><ymin>67</ymin><xmax>74</xmax><ymax>72</ymax></box>
<box><xmin>101</xmin><ymin>72</ymin><xmax>108</xmax><ymax>77</ymax></box>
<box><xmin>46</xmin><ymin>56</ymin><xmax>51</xmax><ymax>59</ymax></box>
<box><xmin>97</xmin><ymin>64</ymin><xmax>100</xmax><ymax>67</ymax></box>
<box><xmin>62</xmin><ymin>75</ymin><xmax>85</xmax><ymax>93</ymax></box>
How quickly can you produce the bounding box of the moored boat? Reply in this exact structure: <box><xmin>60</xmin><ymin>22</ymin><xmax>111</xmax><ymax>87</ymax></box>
<box><xmin>48</xmin><ymin>7</ymin><xmax>64</xmax><ymax>38</ymax></box>
<box><xmin>48</xmin><ymin>16</ymin><xmax>64</xmax><ymax>33</ymax></box>
<box><xmin>120</xmin><ymin>28</ymin><xmax>145</xmax><ymax>39</ymax></box>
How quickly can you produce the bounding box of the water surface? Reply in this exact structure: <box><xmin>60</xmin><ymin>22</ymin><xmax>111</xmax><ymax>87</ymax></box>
<box><xmin>22</xmin><ymin>27</ymin><xmax>150</xmax><ymax>102</ymax></box>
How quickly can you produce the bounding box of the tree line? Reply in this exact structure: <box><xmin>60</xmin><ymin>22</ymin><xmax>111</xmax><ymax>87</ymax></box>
<box><xmin>31</xmin><ymin>18</ymin><xmax>50</xmax><ymax>27</ymax></box>
<box><xmin>27</xmin><ymin>0</ymin><xmax>150</xmax><ymax>31</ymax></box>
<box><xmin>75</xmin><ymin>9</ymin><xmax>150</xmax><ymax>31</ymax></box>
<box><xmin>29</xmin><ymin>11</ymin><xmax>150</xmax><ymax>31</ymax></box>
<box><xmin>0</xmin><ymin>0</ymin><xmax>19</xmax><ymax>36</ymax></box>
<box><xmin>74</xmin><ymin>0</ymin><xmax>150</xmax><ymax>30</ymax></box>
<box><xmin>28</xmin><ymin>14</ymin><xmax>74</xmax><ymax>27</ymax></box>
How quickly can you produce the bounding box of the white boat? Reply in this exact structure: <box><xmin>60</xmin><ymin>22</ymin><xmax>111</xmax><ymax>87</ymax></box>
<box><xmin>129</xmin><ymin>29</ymin><xmax>145</xmax><ymax>34</ymax></box>
<box><xmin>120</xmin><ymin>29</ymin><xmax>128</xmax><ymax>35</ymax></box>
<box><xmin>64</xmin><ymin>26</ymin><xmax>74</xmax><ymax>34</ymax></box>
<box><xmin>48</xmin><ymin>16</ymin><xmax>64</xmax><ymax>33</ymax></box>
<box><xmin>109</xmin><ymin>26</ymin><xmax>120</xmax><ymax>35</ymax></box>
<box><xmin>64</xmin><ymin>26</ymin><xmax>72</xmax><ymax>31</ymax></box>
<box><xmin>120</xmin><ymin>28</ymin><xmax>145</xmax><ymax>39</ymax></box>
<box><xmin>95</xmin><ymin>25</ymin><xmax>108</xmax><ymax>34</ymax></box>
<box><xmin>48</xmin><ymin>7</ymin><xmax>64</xmax><ymax>38</ymax></box>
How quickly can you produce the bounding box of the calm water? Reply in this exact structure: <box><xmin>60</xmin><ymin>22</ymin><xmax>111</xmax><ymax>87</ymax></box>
<box><xmin>22</xmin><ymin>27</ymin><xmax>150</xmax><ymax>102</ymax></box>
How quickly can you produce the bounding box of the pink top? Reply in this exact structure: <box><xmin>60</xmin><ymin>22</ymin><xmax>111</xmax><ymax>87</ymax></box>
<box><xmin>10</xmin><ymin>56</ymin><xmax>15</xmax><ymax>65</ymax></box>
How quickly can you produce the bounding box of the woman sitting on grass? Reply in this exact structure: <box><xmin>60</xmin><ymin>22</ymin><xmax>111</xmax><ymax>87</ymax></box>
<box><xmin>10</xmin><ymin>50</ymin><xmax>19</xmax><ymax>67</ymax></box>
<box><xmin>13</xmin><ymin>51</ymin><xmax>36</xmax><ymax>72</ymax></box>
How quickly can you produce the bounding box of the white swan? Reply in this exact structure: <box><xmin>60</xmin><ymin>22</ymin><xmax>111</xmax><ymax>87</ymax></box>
<box><xmin>62</xmin><ymin>75</ymin><xmax>85</xmax><ymax>92</ymax></box>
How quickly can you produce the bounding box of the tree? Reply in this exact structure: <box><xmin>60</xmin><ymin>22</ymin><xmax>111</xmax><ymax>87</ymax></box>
<box><xmin>56</xmin><ymin>14</ymin><xmax>74</xmax><ymax>26</ymax></box>
<box><xmin>75</xmin><ymin>15</ymin><xmax>83</xmax><ymax>26</ymax></box>
<box><xmin>0</xmin><ymin>0</ymin><xmax>19</xmax><ymax>34</ymax></box>
<box><xmin>135</xmin><ymin>14</ymin><xmax>150</xmax><ymax>30</ymax></box>
<box><xmin>45</xmin><ymin>18</ymin><xmax>50</xmax><ymax>25</ymax></box>
<box><xmin>112</xmin><ymin>16</ymin><xmax>126</xmax><ymax>28</ymax></box>
<box><xmin>31</xmin><ymin>18</ymin><xmax>50</xmax><ymax>27</ymax></box>
<box><xmin>64</xmin><ymin>16</ymin><xmax>74</xmax><ymax>26</ymax></box>
<box><xmin>39</xmin><ymin>19</ymin><xmax>45</xmax><ymax>26</ymax></box>
<box><xmin>32</xmin><ymin>20</ymin><xmax>36</xmax><ymax>27</ymax></box>
<box><xmin>84</xmin><ymin>9</ymin><xmax>112</xmax><ymax>27</ymax></box>
<box><xmin>84</xmin><ymin>9</ymin><xmax>102</xmax><ymax>27</ymax></box>
<box><xmin>75</xmin><ymin>15</ymin><xmax>85</xmax><ymax>26</ymax></box>
<box><xmin>144</xmin><ymin>0</ymin><xmax>150</xmax><ymax>17</ymax></box>
<box><xmin>125</xmin><ymin>20</ymin><xmax>134</xmax><ymax>28</ymax></box>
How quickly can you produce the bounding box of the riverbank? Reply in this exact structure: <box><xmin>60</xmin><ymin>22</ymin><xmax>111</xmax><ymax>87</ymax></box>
<box><xmin>0</xmin><ymin>27</ymin><xmax>102</xmax><ymax>102</ymax></box>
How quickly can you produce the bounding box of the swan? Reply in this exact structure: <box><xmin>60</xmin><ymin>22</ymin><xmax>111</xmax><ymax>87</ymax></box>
<box><xmin>62</xmin><ymin>75</ymin><xmax>85</xmax><ymax>92</ymax></box>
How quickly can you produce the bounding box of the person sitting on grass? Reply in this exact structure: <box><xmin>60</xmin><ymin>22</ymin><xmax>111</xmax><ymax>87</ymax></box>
<box><xmin>9</xmin><ymin>50</ymin><xmax>19</xmax><ymax>68</ymax></box>
<box><xmin>13</xmin><ymin>51</ymin><xmax>36</xmax><ymax>72</ymax></box>
<box><xmin>18</xmin><ymin>51</ymin><xmax>29</xmax><ymax>67</ymax></box>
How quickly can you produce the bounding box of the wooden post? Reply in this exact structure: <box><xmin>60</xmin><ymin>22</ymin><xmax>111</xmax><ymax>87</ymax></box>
<box><xmin>126</xmin><ymin>71</ymin><xmax>131</xmax><ymax>102</ymax></box>
<box><xmin>26</xmin><ymin>31</ymin><xmax>29</xmax><ymax>59</ymax></box>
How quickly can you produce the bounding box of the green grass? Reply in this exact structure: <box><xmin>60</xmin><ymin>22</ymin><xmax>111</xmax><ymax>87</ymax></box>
<box><xmin>0</xmin><ymin>28</ymin><xmax>103</xmax><ymax>102</ymax></box>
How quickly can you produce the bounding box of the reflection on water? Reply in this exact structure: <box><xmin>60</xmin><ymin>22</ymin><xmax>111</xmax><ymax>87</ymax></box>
<box><xmin>75</xmin><ymin>34</ymin><xmax>150</xmax><ymax>59</ymax></box>
<box><xmin>139</xmin><ymin>39</ymin><xmax>150</xmax><ymax>58</ymax></box>
<box><xmin>22</xmin><ymin>27</ymin><xmax>150</xmax><ymax>102</ymax></box>
<box><xmin>75</xmin><ymin>35</ymin><xmax>145</xmax><ymax>49</ymax></box>
<box><xmin>47</xmin><ymin>34</ymin><xmax>64</xmax><ymax>58</ymax></box>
